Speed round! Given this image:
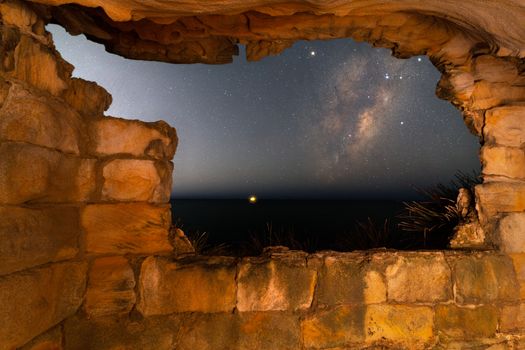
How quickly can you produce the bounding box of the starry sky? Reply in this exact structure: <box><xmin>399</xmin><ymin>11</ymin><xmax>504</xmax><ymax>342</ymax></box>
<box><xmin>49</xmin><ymin>25</ymin><xmax>481</xmax><ymax>200</ymax></box>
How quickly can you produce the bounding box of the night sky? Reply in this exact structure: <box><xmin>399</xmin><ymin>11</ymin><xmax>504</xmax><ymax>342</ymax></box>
<box><xmin>49</xmin><ymin>25</ymin><xmax>480</xmax><ymax>200</ymax></box>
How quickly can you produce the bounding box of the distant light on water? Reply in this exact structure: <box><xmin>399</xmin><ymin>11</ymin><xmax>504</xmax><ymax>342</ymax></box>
<box><xmin>248</xmin><ymin>195</ymin><xmax>257</xmax><ymax>204</ymax></box>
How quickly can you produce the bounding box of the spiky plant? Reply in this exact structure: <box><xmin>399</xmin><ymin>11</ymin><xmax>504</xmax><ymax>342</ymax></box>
<box><xmin>336</xmin><ymin>218</ymin><xmax>391</xmax><ymax>251</ymax></box>
<box><xmin>242</xmin><ymin>222</ymin><xmax>320</xmax><ymax>256</ymax></box>
<box><xmin>173</xmin><ymin>218</ymin><xmax>231</xmax><ymax>256</ymax></box>
<box><xmin>397</xmin><ymin>170</ymin><xmax>481</xmax><ymax>248</ymax></box>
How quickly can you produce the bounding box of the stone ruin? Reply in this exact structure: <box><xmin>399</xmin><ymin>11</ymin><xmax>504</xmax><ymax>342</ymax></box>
<box><xmin>0</xmin><ymin>0</ymin><xmax>524</xmax><ymax>348</ymax></box>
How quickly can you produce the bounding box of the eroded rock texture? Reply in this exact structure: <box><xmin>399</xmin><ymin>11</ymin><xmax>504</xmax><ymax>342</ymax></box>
<box><xmin>0</xmin><ymin>1</ymin><xmax>178</xmax><ymax>348</ymax></box>
<box><xmin>22</xmin><ymin>0</ymin><xmax>525</xmax><ymax>64</ymax></box>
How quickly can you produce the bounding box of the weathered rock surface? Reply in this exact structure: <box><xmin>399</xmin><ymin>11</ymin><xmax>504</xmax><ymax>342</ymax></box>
<box><xmin>484</xmin><ymin>105</ymin><xmax>525</xmax><ymax>148</ymax></box>
<box><xmin>481</xmin><ymin>146</ymin><xmax>525</xmax><ymax>180</ymax></box>
<box><xmin>475</xmin><ymin>182</ymin><xmax>525</xmax><ymax>222</ymax></box>
<box><xmin>91</xmin><ymin>117</ymin><xmax>177</xmax><ymax>160</ymax></box>
<box><xmin>500</xmin><ymin>303</ymin><xmax>525</xmax><ymax>332</ymax></box>
<box><xmin>365</xmin><ymin>304</ymin><xmax>434</xmax><ymax>344</ymax></box>
<box><xmin>24</xmin><ymin>0</ymin><xmax>525</xmax><ymax>65</ymax></box>
<box><xmin>84</xmin><ymin>256</ymin><xmax>136</xmax><ymax>318</ymax></box>
<box><xmin>0</xmin><ymin>261</ymin><xmax>87</xmax><ymax>349</ymax></box>
<box><xmin>301</xmin><ymin>305</ymin><xmax>365</xmax><ymax>348</ymax></box>
<box><xmin>385</xmin><ymin>253</ymin><xmax>452</xmax><ymax>303</ymax></box>
<box><xmin>452</xmin><ymin>254</ymin><xmax>519</xmax><ymax>304</ymax></box>
<box><xmin>64</xmin><ymin>312</ymin><xmax>301</xmax><ymax>350</ymax></box>
<box><xmin>4</xmin><ymin>250</ymin><xmax>522</xmax><ymax>349</ymax></box>
<box><xmin>64</xmin><ymin>315</ymin><xmax>184</xmax><ymax>350</ymax></box>
<box><xmin>237</xmin><ymin>254</ymin><xmax>317</xmax><ymax>311</ymax></box>
<box><xmin>0</xmin><ymin>142</ymin><xmax>96</xmax><ymax>204</ymax></box>
<box><xmin>470</xmin><ymin>81</ymin><xmax>525</xmax><ymax>110</ymax></box>
<box><xmin>363</xmin><ymin>270</ymin><xmax>386</xmax><ymax>304</ymax></box>
<box><xmin>137</xmin><ymin>256</ymin><xmax>237</xmax><ymax>316</ymax></box>
<box><xmin>435</xmin><ymin>305</ymin><xmax>499</xmax><ymax>339</ymax></box>
<box><xmin>19</xmin><ymin>326</ymin><xmax>63</xmax><ymax>350</ymax></box>
<box><xmin>101</xmin><ymin>159</ymin><xmax>172</xmax><ymax>203</ymax></box>
<box><xmin>315</xmin><ymin>254</ymin><xmax>365</xmax><ymax>306</ymax></box>
<box><xmin>0</xmin><ymin>82</ymin><xmax>83</xmax><ymax>154</ymax></box>
<box><xmin>497</xmin><ymin>213</ymin><xmax>525</xmax><ymax>253</ymax></box>
<box><xmin>61</xmin><ymin>78</ymin><xmax>112</xmax><ymax>117</ymax></box>
<box><xmin>0</xmin><ymin>205</ymin><xmax>79</xmax><ymax>275</ymax></box>
<box><xmin>235</xmin><ymin>312</ymin><xmax>301</xmax><ymax>350</ymax></box>
<box><xmin>0</xmin><ymin>6</ymin><xmax>72</xmax><ymax>95</ymax></box>
<box><xmin>82</xmin><ymin>203</ymin><xmax>173</xmax><ymax>255</ymax></box>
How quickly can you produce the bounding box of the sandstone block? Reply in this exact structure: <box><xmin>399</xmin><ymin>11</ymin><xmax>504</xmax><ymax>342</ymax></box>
<box><xmin>433</xmin><ymin>339</ymin><xmax>513</xmax><ymax>350</ymax></box>
<box><xmin>64</xmin><ymin>315</ymin><xmax>183</xmax><ymax>350</ymax></box>
<box><xmin>19</xmin><ymin>326</ymin><xmax>62</xmax><ymax>350</ymax></box>
<box><xmin>316</xmin><ymin>254</ymin><xmax>365</xmax><ymax>305</ymax></box>
<box><xmin>484</xmin><ymin>104</ymin><xmax>525</xmax><ymax>148</ymax></box>
<box><xmin>237</xmin><ymin>256</ymin><xmax>317</xmax><ymax>311</ymax></box>
<box><xmin>11</xmin><ymin>35</ymin><xmax>72</xmax><ymax>96</ymax></box>
<box><xmin>62</xmin><ymin>78</ymin><xmax>112</xmax><ymax>117</ymax></box>
<box><xmin>0</xmin><ymin>262</ymin><xmax>87</xmax><ymax>349</ymax></box>
<box><xmin>175</xmin><ymin>312</ymin><xmax>300</xmax><ymax>350</ymax></box>
<box><xmin>0</xmin><ymin>142</ymin><xmax>96</xmax><ymax>204</ymax></box>
<box><xmin>101</xmin><ymin>159</ymin><xmax>172</xmax><ymax>203</ymax></box>
<box><xmin>500</xmin><ymin>303</ymin><xmax>525</xmax><ymax>332</ymax></box>
<box><xmin>452</xmin><ymin>254</ymin><xmax>519</xmax><ymax>304</ymax></box>
<box><xmin>163</xmin><ymin>313</ymin><xmax>235</xmax><ymax>350</ymax></box>
<box><xmin>481</xmin><ymin>146</ymin><xmax>525</xmax><ymax>180</ymax></box>
<box><xmin>0</xmin><ymin>205</ymin><xmax>79</xmax><ymax>275</ymax></box>
<box><xmin>385</xmin><ymin>253</ymin><xmax>452</xmax><ymax>303</ymax></box>
<box><xmin>435</xmin><ymin>304</ymin><xmax>498</xmax><ymax>339</ymax></box>
<box><xmin>364</xmin><ymin>270</ymin><xmax>386</xmax><ymax>304</ymax></box>
<box><xmin>301</xmin><ymin>305</ymin><xmax>365</xmax><ymax>348</ymax></box>
<box><xmin>509</xmin><ymin>253</ymin><xmax>525</xmax><ymax>299</ymax></box>
<box><xmin>365</xmin><ymin>304</ymin><xmax>434</xmax><ymax>344</ymax></box>
<box><xmin>497</xmin><ymin>213</ymin><xmax>525</xmax><ymax>253</ymax></box>
<box><xmin>237</xmin><ymin>312</ymin><xmax>300</xmax><ymax>350</ymax></box>
<box><xmin>91</xmin><ymin>117</ymin><xmax>177</xmax><ymax>160</ymax></box>
<box><xmin>0</xmin><ymin>84</ymin><xmax>83</xmax><ymax>154</ymax></box>
<box><xmin>82</xmin><ymin>203</ymin><xmax>172</xmax><ymax>255</ymax></box>
<box><xmin>475</xmin><ymin>182</ymin><xmax>525</xmax><ymax>221</ymax></box>
<box><xmin>470</xmin><ymin>81</ymin><xmax>525</xmax><ymax>110</ymax></box>
<box><xmin>137</xmin><ymin>256</ymin><xmax>237</xmax><ymax>316</ymax></box>
<box><xmin>84</xmin><ymin>256</ymin><xmax>136</xmax><ymax>318</ymax></box>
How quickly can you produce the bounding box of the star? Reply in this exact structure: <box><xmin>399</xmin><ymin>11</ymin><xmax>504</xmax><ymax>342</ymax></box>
<box><xmin>400</xmin><ymin>121</ymin><xmax>405</xmax><ymax>125</ymax></box>
<box><xmin>417</xmin><ymin>57</ymin><xmax>422</xmax><ymax>62</ymax></box>
<box><xmin>385</xmin><ymin>74</ymin><xmax>390</xmax><ymax>80</ymax></box>
<box><xmin>310</xmin><ymin>51</ymin><xmax>316</xmax><ymax>56</ymax></box>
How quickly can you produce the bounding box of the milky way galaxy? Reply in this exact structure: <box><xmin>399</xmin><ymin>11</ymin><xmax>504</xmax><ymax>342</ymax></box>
<box><xmin>49</xmin><ymin>25</ymin><xmax>481</xmax><ymax>199</ymax></box>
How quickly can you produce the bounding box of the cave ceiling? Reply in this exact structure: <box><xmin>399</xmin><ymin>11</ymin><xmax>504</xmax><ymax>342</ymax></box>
<box><xmin>25</xmin><ymin>0</ymin><xmax>525</xmax><ymax>64</ymax></box>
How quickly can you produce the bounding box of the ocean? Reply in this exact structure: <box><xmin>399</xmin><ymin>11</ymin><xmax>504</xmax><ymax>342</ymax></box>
<box><xmin>169</xmin><ymin>199</ymin><xmax>436</xmax><ymax>254</ymax></box>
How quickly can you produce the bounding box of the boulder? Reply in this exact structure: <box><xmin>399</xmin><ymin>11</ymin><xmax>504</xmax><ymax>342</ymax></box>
<box><xmin>82</xmin><ymin>203</ymin><xmax>173</xmax><ymax>255</ymax></box>
<box><xmin>0</xmin><ymin>205</ymin><xmax>79</xmax><ymax>275</ymax></box>
<box><xmin>0</xmin><ymin>262</ymin><xmax>87</xmax><ymax>349</ymax></box>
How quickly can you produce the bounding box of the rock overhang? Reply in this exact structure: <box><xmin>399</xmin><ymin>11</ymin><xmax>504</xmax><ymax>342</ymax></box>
<box><xmin>24</xmin><ymin>0</ymin><xmax>525</xmax><ymax>64</ymax></box>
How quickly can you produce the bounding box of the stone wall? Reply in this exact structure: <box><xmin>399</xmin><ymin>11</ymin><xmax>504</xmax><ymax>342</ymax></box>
<box><xmin>1</xmin><ymin>0</ymin><xmax>525</xmax><ymax>349</ymax></box>
<box><xmin>27</xmin><ymin>249</ymin><xmax>525</xmax><ymax>349</ymax></box>
<box><xmin>0</xmin><ymin>1</ymin><xmax>178</xmax><ymax>348</ymax></box>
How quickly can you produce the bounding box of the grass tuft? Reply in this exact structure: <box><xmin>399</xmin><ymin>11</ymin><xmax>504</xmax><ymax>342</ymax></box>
<box><xmin>397</xmin><ymin>170</ymin><xmax>481</xmax><ymax>248</ymax></box>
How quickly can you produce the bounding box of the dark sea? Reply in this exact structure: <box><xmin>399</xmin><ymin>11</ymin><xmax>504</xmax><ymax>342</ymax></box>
<box><xmin>170</xmin><ymin>199</ymin><xmax>428</xmax><ymax>254</ymax></box>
